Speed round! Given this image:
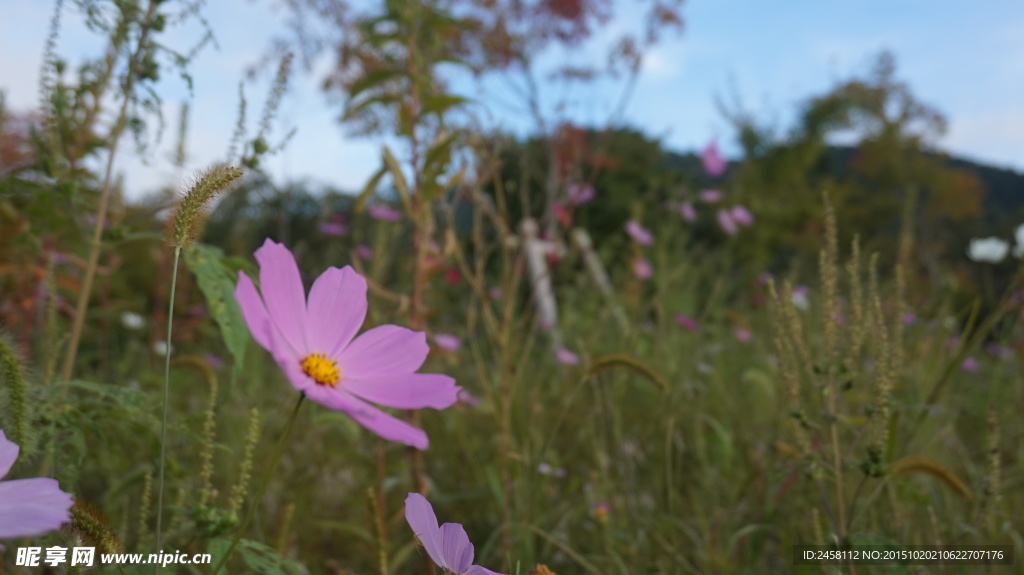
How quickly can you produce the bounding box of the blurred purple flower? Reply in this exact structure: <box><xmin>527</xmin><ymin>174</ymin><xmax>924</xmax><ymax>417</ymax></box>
<box><xmin>902</xmin><ymin>312</ymin><xmax>917</xmax><ymax>325</ymax></box>
<box><xmin>679</xmin><ymin>201</ymin><xmax>697</xmax><ymax>222</ymax></box>
<box><xmin>405</xmin><ymin>493</ymin><xmax>505</xmax><ymax>575</ymax></box>
<box><xmin>204</xmin><ymin>353</ymin><xmax>226</xmax><ymax>370</ymax></box>
<box><xmin>556</xmin><ymin>348</ymin><xmax>580</xmax><ymax>365</ymax></box>
<box><xmin>730</xmin><ymin>205</ymin><xmax>754</xmax><ymax>227</ymax></box>
<box><xmin>675</xmin><ymin>313</ymin><xmax>699</xmax><ymax>332</ymax></box>
<box><xmin>716</xmin><ymin>209</ymin><xmax>738</xmax><ymax>235</ymax></box>
<box><xmin>985</xmin><ymin>342</ymin><xmax>1012</xmax><ymax>360</ymax></box>
<box><xmin>961</xmin><ymin>356</ymin><xmax>979</xmax><ymax>372</ymax></box>
<box><xmin>700</xmin><ymin>139</ymin><xmax>727</xmax><ymax>177</ymax></box>
<box><xmin>625</xmin><ymin>220</ymin><xmax>653</xmax><ymax>245</ymax></box>
<box><xmin>594</xmin><ymin>501</ymin><xmax>611</xmax><ymax>522</ymax></box>
<box><xmin>433</xmin><ymin>333</ymin><xmax>461</xmax><ymax>352</ymax></box>
<box><xmin>699</xmin><ymin>189</ymin><xmax>723</xmax><ymax>203</ymax></box>
<box><xmin>791</xmin><ymin>285</ymin><xmax>810</xmax><ymax>310</ymax></box>
<box><xmin>356</xmin><ymin>245</ymin><xmax>374</xmax><ymax>260</ymax></box>
<box><xmin>369</xmin><ymin>204</ymin><xmax>402</xmax><ymax>222</ymax></box>
<box><xmin>489</xmin><ymin>286</ymin><xmax>503</xmax><ymax>300</ymax></box>
<box><xmin>733</xmin><ymin>327</ymin><xmax>753</xmax><ymax>343</ymax></box>
<box><xmin>633</xmin><ymin>258</ymin><xmax>653</xmax><ymax>280</ymax></box>
<box><xmin>457</xmin><ymin>389</ymin><xmax>482</xmax><ymax>406</ymax></box>
<box><xmin>318</xmin><ymin>221</ymin><xmax>348</xmax><ymax>236</ymax></box>
<box><xmin>567</xmin><ymin>183</ymin><xmax>595</xmax><ymax>205</ymax></box>
<box><xmin>0</xmin><ymin>430</ymin><xmax>74</xmax><ymax>539</ymax></box>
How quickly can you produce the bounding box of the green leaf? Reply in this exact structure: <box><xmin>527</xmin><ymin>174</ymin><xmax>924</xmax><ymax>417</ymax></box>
<box><xmin>423</xmin><ymin>131</ymin><xmax>459</xmax><ymax>171</ymax></box>
<box><xmin>183</xmin><ymin>243</ymin><xmax>249</xmax><ymax>379</ymax></box>
<box><xmin>237</xmin><ymin>538</ymin><xmax>307</xmax><ymax>575</ymax></box>
<box><xmin>382</xmin><ymin>146</ymin><xmax>413</xmax><ymax>215</ymax></box>
<box><xmin>355</xmin><ymin>164</ymin><xmax>388</xmax><ymax>212</ymax></box>
<box><xmin>348</xmin><ymin>68</ymin><xmax>403</xmax><ymax>101</ymax></box>
<box><xmin>420</xmin><ymin>94</ymin><xmax>470</xmax><ymax>119</ymax></box>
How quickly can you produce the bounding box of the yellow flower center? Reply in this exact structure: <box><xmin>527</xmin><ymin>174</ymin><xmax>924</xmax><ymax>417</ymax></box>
<box><xmin>301</xmin><ymin>352</ymin><xmax>341</xmax><ymax>386</ymax></box>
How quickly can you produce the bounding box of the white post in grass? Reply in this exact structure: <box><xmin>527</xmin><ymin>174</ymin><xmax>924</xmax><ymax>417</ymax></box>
<box><xmin>518</xmin><ymin>218</ymin><xmax>564</xmax><ymax>350</ymax></box>
<box><xmin>571</xmin><ymin>228</ymin><xmax>630</xmax><ymax>331</ymax></box>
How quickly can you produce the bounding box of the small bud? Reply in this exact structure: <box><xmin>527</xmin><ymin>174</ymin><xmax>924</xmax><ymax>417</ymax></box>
<box><xmin>166</xmin><ymin>164</ymin><xmax>243</xmax><ymax>248</ymax></box>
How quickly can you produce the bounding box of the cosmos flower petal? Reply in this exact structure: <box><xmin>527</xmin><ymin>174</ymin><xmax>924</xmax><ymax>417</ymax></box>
<box><xmin>235</xmin><ymin>272</ymin><xmax>274</xmax><ymax>351</ymax></box>
<box><xmin>263</xmin><ymin>314</ymin><xmax>314</xmax><ymax>394</ymax></box>
<box><xmin>0</xmin><ymin>431</ymin><xmax>17</xmax><ymax>479</ymax></box>
<box><xmin>440</xmin><ymin>522</ymin><xmax>474</xmax><ymax>573</ymax></box>
<box><xmin>464</xmin><ymin>566</ymin><xmax>505</xmax><ymax>575</ymax></box>
<box><xmin>255</xmin><ymin>239</ymin><xmax>309</xmax><ymax>355</ymax></box>
<box><xmin>339</xmin><ymin>325</ymin><xmax>429</xmax><ymax>377</ymax></box>
<box><xmin>319</xmin><ymin>393</ymin><xmax>429</xmax><ymax>449</ymax></box>
<box><xmin>0</xmin><ymin>478</ymin><xmax>74</xmax><ymax>539</ymax></box>
<box><xmin>307</xmin><ymin>266</ymin><xmax>367</xmax><ymax>356</ymax></box>
<box><xmin>405</xmin><ymin>493</ymin><xmax>447</xmax><ymax>569</ymax></box>
<box><xmin>345</xmin><ymin>373</ymin><xmax>459</xmax><ymax>410</ymax></box>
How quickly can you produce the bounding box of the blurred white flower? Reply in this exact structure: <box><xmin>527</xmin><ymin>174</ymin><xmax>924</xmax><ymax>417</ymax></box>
<box><xmin>120</xmin><ymin>311</ymin><xmax>144</xmax><ymax>330</ymax></box>
<box><xmin>967</xmin><ymin>237</ymin><xmax>1009</xmax><ymax>263</ymax></box>
<box><xmin>791</xmin><ymin>285</ymin><xmax>810</xmax><ymax>311</ymax></box>
<box><xmin>1014</xmin><ymin>223</ymin><xmax>1024</xmax><ymax>258</ymax></box>
<box><xmin>152</xmin><ymin>341</ymin><xmax>173</xmax><ymax>356</ymax></box>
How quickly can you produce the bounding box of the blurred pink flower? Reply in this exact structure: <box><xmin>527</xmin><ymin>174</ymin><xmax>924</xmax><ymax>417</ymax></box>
<box><xmin>717</xmin><ymin>209</ymin><xmax>738</xmax><ymax>235</ymax></box>
<box><xmin>625</xmin><ymin>220</ymin><xmax>653</xmax><ymax>245</ymax></box>
<box><xmin>902</xmin><ymin>312</ymin><xmax>917</xmax><ymax>325</ymax></box>
<box><xmin>701</xmin><ymin>139</ymin><xmax>727</xmax><ymax>177</ymax></box>
<box><xmin>679</xmin><ymin>201</ymin><xmax>697</xmax><ymax>222</ymax></box>
<box><xmin>791</xmin><ymin>285</ymin><xmax>810</xmax><ymax>310</ymax></box>
<box><xmin>730</xmin><ymin>205</ymin><xmax>754</xmax><ymax>227</ymax></box>
<box><xmin>489</xmin><ymin>286</ymin><xmax>503</xmax><ymax>300</ymax></box>
<box><xmin>633</xmin><ymin>258</ymin><xmax>653</xmax><ymax>280</ymax></box>
<box><xmin>356</xmin><ymin>245</ymin><xmax>374</xmax><ymax>260</ymax></box>
<box><xmin>961</xmin><ymin>356</ymin><xmax>979</xmax><ymax>372</ymax></box>
<box><xmin>234</xmin><ymin>239</ymin><xmax>459</xmax><ymax>449</ymax></box>
<box><xmin>457</xmin><ymin>389</ymin><xmax>481</xmax><ymax>406</ymax></box>
<box><xmin>675</xmin><ymin>313</ymin><xmax>699</xmax><ymax>331</ymax></box>
<box><xmin>318</xmin><ymin>221</ymin><xmax>348</xmax><ymax>236</ymax></box>
<box><xmin>567</xmin><ymin>183</ymin><xmax>595</xmax><ymax>205</ymax></box>
<box><xmin>553</xmin><ymin>203</ymin><xmax>572</xmax><ymax>227</ymax></box>
<box><xmin>369</xmin><ymin>204</ymin><xmax>402</xmax><ymax>222</ymax></box>
<box><xmin>699</xmin><ymin>189</ymin><xmax>723</xmax><ymax>203</ymax></box>
<box><xmin>204</xmin><ymin>353</ymin><xmax>225</xmax><ymax>370</ymax></box>
<box><xmin>734</xmin><ymin>327</ymin><xmax>753</xmax><ymax>343</ymax></box>
<box><xmin>433</xmin><ymin>333</ymin><xmax>461</xmax><ymax>352</ymax></box>
<box><xmin>556</xmin><ymin>348</ymin><xmax>580</xmax><ymax>365</ymax></box>
<box><xmin>594</xmin><ymin>501</ymin><xmax>611</xmax><ymax>522</ymax></box>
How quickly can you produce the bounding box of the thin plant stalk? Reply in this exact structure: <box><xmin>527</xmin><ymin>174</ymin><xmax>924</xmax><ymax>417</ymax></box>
<box><xmin>60</xmin><ymin>0</ymin><xmax>159</xmax><ymax>382</ymax></box>
<box><xmin>154</xmin><ymin>245</ymin><xmax>181</xmax><ymax>563</ymax></box>
<box><xmin>210</xmin><ymin>393</ymin><xmax>306</xmax><ymax>575</ymax></box>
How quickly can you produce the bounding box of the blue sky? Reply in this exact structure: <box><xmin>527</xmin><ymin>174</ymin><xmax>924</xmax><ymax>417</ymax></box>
<box><xmin>1</xmin><ymin>0</ymin><xmax>1022</xmax><ymax>200</ymax></box>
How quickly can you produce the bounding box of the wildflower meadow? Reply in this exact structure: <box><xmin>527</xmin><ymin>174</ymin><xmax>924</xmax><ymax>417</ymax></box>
<box><xmin>2</xmin><ymin>0</ymin><xmax>1024</xmax><ymax>573</ymax></box>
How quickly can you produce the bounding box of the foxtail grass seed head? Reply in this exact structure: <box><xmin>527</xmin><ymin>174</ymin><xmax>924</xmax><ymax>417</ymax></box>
<box><xmin>166</xmin><ymin>164</ymin><xmax>243</xmax><ymax>248</ymax></box>
<box><xmin>137</xmin><ymin>469</ymin><xmax>153</xmax><ymax>543</ymax></box>
<box><xmin>229</xmin><ymin>407</ymin><xmax>261</xmax><ymax>516</ymax></box>
<box><xmin>198</xmin><ymin>376</ymin><xmax>220</xmax><ymax>507</ymax></box>
<box><xmin>820</xmin><ymin>192</ymin><xmax>840</xmax><ymax>376</ymax></box>
<box><xmin>0</xmin><ymin>334</ymin><xmax>30</xmax><ymax>450</ymax></box>
<box><xmin>984</xmin><ymin>406</ymin><xmax>1003</xmax><ymax>533</ymax></box>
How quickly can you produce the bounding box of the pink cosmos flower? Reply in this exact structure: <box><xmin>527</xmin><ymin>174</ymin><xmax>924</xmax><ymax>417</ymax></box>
<box><xmin>556</xmin><ymin>348</ymin><xmax>580</xmax><ymax>365</ymax></box>
<box><xmin>567</xmin><ymin>183</ymin><xmax>595</xmax><ymax>205</ymax></box>
<box><xmin>235</xmin><ymin>239</ymin><xmax>459</xmax><ymax>449</ymax></box>
<box><xmin>730</xmin><ymin>205</ymin><xmax>754</xmax><ymax>227</ymax></box>
<box><xmin>633</xmin><ymin>258</ymin><xmax>653</xmax><ymax>280</ymax></box>
<box><xmin>701</xmin><ymin>139</ymin><xmax>727</xmax><ymax>177</ymax></box>
<box><xmin>699</xmin><ymin>189</ymin><xmax>723</xmax><ymax>203</ymax></box>
<box><xmin>368</xmin><ymin>204</ymin><xmax>402</xmax><ymax>222</ymax></box>
<box><xmin>356</xmin><ymin>245</ymin><xmax>374</xmax><ymax>260</ymax></box>
<box><xmin>675</xmin><ymin>313</ymin><xmax>699</xmax><ymax>331</ymax></box>
<box><xmin>734</xmin><ymin>327</ymin><xmax>753</xmax><ymax>343</ymax></box>
<box><xmin>961</xmin><ymin>357</ymin><xmax>979</xmax><ymax>372</ymax></box>
<box><xmin>679</xmin><ymin>201</ymin><xmax>697</xmax><ymax>222</ymax></box>
<box><xmin>0</xmin><ymin>430</ymin><xmax>75</xmax><ymax>539</ymax></box>
<box><xmin>318</xmin><ymin>221</ymin><xmax>348</xmax><ymax>236</ymax></box>
<box><xmin>434</xmin><ymin>333</ymin><xmax>461</xmax><ymax>352</ymax></box>
<box><xmin>405</xmin><ymin>493</ymin><xmax>505</xmax><ymax>575</ymax></box>
<box><xmin>457</xmin><ymin>389</ymin><xmax>482</xmax><ymax>406</ymax></box>
<box><xmin>717</xmin><ymin>209</ymin><xmax>738</xmax><ymax>235</ymax></box>
<box><xmin>625</xmin><ymin>220</ymin><xmax>653</xmax><ymax>245</ymax></box>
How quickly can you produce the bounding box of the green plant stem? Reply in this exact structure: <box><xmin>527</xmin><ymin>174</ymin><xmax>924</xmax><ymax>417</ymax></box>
<box><xmin>210</xmin><ymin>393</ymin><xmax>306</xmax><ymax>575</ymax></box>
<box><xmin>155</xmin><ymin>245</ymin><xmax>181</xmax><ymax>568</ymax></box>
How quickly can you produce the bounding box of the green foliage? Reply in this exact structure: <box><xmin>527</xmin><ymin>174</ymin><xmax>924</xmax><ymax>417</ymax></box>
<box><xmin>183</xmin><ymin>243</ymin><xmax>250</xmax><ymax>380</ymax></box>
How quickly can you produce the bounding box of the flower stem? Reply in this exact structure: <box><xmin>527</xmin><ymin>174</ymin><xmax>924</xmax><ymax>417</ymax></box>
<box><xmin>155</xmin><ymin>245</ymin><xmax>181</xmax><ymax>566</ymax></box>
<box><xmin>210</xmin><ymin>393</ymin><xmax>306</xmax><ymax>575</ymax></box>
